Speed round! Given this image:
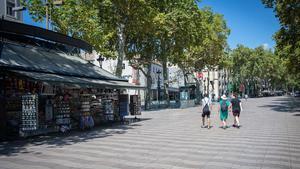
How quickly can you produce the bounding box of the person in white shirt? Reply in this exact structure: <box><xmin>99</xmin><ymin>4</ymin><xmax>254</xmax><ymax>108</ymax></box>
<box><xmin>201</xmin><ymin>94</ymin><xmax>212</xmax><ymax>129</ymax></box>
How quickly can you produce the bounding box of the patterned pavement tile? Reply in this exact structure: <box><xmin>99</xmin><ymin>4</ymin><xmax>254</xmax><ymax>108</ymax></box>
<box><xmin>0</xmin><ymin>96</ymin><xmax>299</xmax><ymax>169</ymax></box>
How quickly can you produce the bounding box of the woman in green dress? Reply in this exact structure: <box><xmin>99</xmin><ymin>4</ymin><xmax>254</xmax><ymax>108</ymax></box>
<box><xmin>218</xmin><ymin>95</ymin><xmax>231</xmax><ymax>129</ymax></box>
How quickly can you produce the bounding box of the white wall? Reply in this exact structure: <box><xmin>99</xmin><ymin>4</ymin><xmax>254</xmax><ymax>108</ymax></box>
<box><xmin>101</xmin><ymin>59</ymin><xmax>147</xmax><ymax>106</ymax></box>
<box><xmin>0</xmin><ymin>0</ymin><xmax>23</xmax><ymax>22</ymax></box>
<box><xmin>202</xmin><ymin>69</ymin><xmax>220</xmax><ymax>100</ymax></box>
<box><xmin>149</xmin><ymin>63</ymin><xmax>163</xmax><ymax>89</ymax></box>
<box><xmin>168</xmin><ymin>66</ymin><xmax>184</xmax><ymax>88</ymax></box>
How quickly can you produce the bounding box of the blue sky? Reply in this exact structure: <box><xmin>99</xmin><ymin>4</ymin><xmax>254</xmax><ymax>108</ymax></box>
<box><xmin>198</xmin><ymin>0</ymin><xmax>280</xmax><ymax>49</ymax></box>
<box><xmin>23</xmin><ymin>0</ymin><xmax>280</xmax><ymax>50</ymax></box>
<box><xmin>24</xmin><ymin>10</ymin><xmax>45</xmax><ymax>28</ymax></box>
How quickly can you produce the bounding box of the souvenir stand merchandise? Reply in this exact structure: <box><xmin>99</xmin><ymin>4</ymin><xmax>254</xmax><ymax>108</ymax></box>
<box><xmin>4</xmin><ymin>77</ymin><xmax>23</xmax><ymax>134</ymax></box>
<box><xmin>5</xmin><ymin>96</ymin><xmax>22</xmax><ymax>135</ymax></box>
<box><xmin>110</xmin><ymin>90</ymin><xmax>120</xmax><ymax>121</ymax></box>
<box><xmin>68</xmin><ymin>90</ymin><xmax>81</xmax><ymax>129</ymax></box>
<box><xmin>90</xmin><ymin>96</ymin><xmax>103</xmax><ymax>125</ymax></box>
<box><xmin>119</xmin><ymin>94</ymin><xmax>129</xmax><ymax>120</ymax></box>
<box><xmin>130</xmin><ymin>95</ymin><xmax>142</xmax><ymax>116</ymax></box>
<box><xmin>45</xmin><ymin>99</ymin><xmax>53</xmax><ymax>122</ymax></box>
<box><xmin>37</xmin><ymin>84</ymin><xmax>57</xmax><ymax>133</ymax></box>
<box><xmin>112</xmin><ymin>99</ymin><xmax>120</xmax><ymax>121</ymax></box>
<box><xmin>103</xmin><ymin>89</ymin><xmax>119</xmax><ymax>121</ymax></box>
<box><xmin>102</xmin><ymin>99</ymin><xmax>114</xmax><ymax>121</ymax></box>
<box><xmin>54</xmin><ymin>95</ymin><xmax>71</xmax><ymax>132</ymax></box>
<box><xmin>20</xmin><ymin>94</ymin><xmax>38</xmax><ymax>136</ymax></box>
<box><xmin>95</xmin><ymin>89</ymin><xmax>119</xmax><ymax>122</ymax></box>
<box><xmin>80</xmin><ymin>94</ymin><xmax>94</xmax><ymax>129</ymax></box>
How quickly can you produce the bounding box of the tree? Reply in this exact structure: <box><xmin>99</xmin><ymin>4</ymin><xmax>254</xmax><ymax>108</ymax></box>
<box><xmin>97</xmin><ymin>0</ymin><xmax>149</xmax><ymax>77</ymax></box>
<box><xmin>126</xmin><ymin>1</ymin><xmax>230</xmax><ymax>107</ymax></box>
<box><xmin>24</xmin><ymin>0</ymin><xmax>230</xmax><ymax>108</ymax></box>
<box><xmin>171</xmin><ymin>7</ymin><xmax>229</xmax><ymax>102</ymax></box>
<box><xmin>23</xmin><ymin>0</ymin><xmax>116</xmax><ymax>57</ymax></box>
<box><xmin>150</xmin><ymin>0</ymin><xmax>202</xmax><ymax>105</ymax></box>
<box><xmin>262</xmin><ymin>0</ymin><xmax>300</xmax><ymax>87</ymax></box>
<box><xmin>229</xmin><ymin>44</ymin><xmax>289</xmax><ymax>96</ymax></box>
<box><xmin>24</xmin><ymin>0</ymin><xmax>151</xmax><ymax>77</ymax></box>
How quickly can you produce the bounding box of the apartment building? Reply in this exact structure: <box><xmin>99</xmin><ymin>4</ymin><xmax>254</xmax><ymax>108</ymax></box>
<box><xmin>0</xmin><ymin>0</ymin><xmax>23</xmax><ymax>22</ymax></box>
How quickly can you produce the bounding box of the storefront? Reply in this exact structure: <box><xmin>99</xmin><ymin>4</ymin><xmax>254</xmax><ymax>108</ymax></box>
<box><xmin>179</xmin><ymin>85</ymin><xmax>196</xmax><ymax>108</ymax></box>
<box><xmin>168</xmin><ymin>87</ymin><xmax>180</xmax><ymax>108</ymax></box>
<box><xmin>0</xmin><ymin>19</ymin><xmax>143</xmax><ymax>139</ymax></box>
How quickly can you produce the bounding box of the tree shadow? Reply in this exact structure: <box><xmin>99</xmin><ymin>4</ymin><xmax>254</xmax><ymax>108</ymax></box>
<box><xmin>0</xmin><ymin>118</ymin><xmax>151</xmax><ymax>157</ymax></box>
<box><xmin>259</xmin><ymin>97</ymin><xmax>300</xmax><ymax>113</ymax></box>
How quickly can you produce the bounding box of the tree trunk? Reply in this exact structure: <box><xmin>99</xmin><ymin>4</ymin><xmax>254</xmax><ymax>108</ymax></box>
<box><xmin>183</xmin><ymin>70</ymin><xmax>188</xmax><ymax>87</ymax></box>
<box><xmin>145</xmin><ymin>64</ymin><xmax>152</xmax><ymax>110</ymax></box>
<box><xmin>115</xmin><ymin>23</ymin><xmax>125</xmax><ymax>77</ymax></box>
<box><xmin>162</xmin><ymin>61</ymin><xmax>170</xmax><ymax>107</ymax></box>
<box><xmin>207</xmin><ymin>70</ymin><xmax>210</xmax><ymax>96</ymax></box>
<box><xmin>195</xmin><ymin>78</ymin><xmax>201</xmax><ymax>105</ymax></box>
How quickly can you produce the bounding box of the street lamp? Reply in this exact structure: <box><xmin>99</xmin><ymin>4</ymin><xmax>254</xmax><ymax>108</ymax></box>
<box><xmin>45</xmin><ymin>0</ymin><xmax>63</xmax><ymax>30</ymax></box>
<box><xmin>157</xmin><ymin>70</ymin><xmax>161</xmax><ymax>108</ymax></box>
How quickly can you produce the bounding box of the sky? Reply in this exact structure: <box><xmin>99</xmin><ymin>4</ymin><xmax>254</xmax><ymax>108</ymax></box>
<box><xmin>23</xmin><ymin>0</ymin><xmax>280</xmax><ymax>50</ymax></box>
<box><xmin>24</xmin><ymin>10</ymin><xmax>45</xmax><ymax>28</ymax></box>
<box><xmin>198</xmin><ymin>0</ymin><xmax>280</xmax><ymax>49</ymax></box>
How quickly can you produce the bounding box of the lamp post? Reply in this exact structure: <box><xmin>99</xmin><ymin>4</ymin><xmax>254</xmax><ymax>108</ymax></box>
<box><xmin>45</xmin><ymin>0</ymin><xmax>63</xmax><ymax>30</ymax></box>
<box><xmin>45</xmin><ymin>0</ymin><xmax>49</xmax><ymax>30</ymax></box>
<box><xmin>157</xmin><ymin>70</ymin><xmax>161</xmax><ymax>108</ymax></box>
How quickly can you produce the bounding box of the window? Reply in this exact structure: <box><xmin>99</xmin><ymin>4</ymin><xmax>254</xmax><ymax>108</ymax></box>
<box><xmin>6</xmin><ymin>1</ymin><xmax>15</xmax><ymax>17</ymax></box>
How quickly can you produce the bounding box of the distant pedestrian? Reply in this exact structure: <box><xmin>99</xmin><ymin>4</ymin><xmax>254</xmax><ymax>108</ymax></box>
<box><xmin>218</xmin><ymin>95</ymin><xmax>231</xmax><ymax>129</ymax></box>
<box><xmin>245</xmin><ymin>94</ymin><xmax>248</xmax><ymax>101</ymax></box>
<box><xmin>231</xmin><ymin>93</ymin><xmax>243</xmax><ymax>128</ymax></box>
<box><xmin>201</xmin><ymin>94</ymin><xmax>212</xmax><ymax>129</ymax></box>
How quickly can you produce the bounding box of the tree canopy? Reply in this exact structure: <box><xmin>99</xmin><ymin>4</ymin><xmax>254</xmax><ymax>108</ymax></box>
<box><xmin>24</xmin><ymin>0</ymin><xmax>230</xmax><ymax>107</ymax></box>
<box><xmin>261</xmin><ymin>0</ymin><xmax>300</xmax><ymax>84</ymax></box>
<box><xmin>228</xmin><ymin>44</ymin><xmax>294</xmax><ymax>95</ymax></box>
<box><xmin>23</xmin><ymin>0</ymin><xmax>229</xmax><ymax>72</ymax></box>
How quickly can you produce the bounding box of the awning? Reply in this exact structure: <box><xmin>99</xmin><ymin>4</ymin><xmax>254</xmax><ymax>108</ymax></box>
<box><xmin>0</xmin><ymin>43</ymin><xmax>126</xmax><ymax>82</ymax></box>
<box><xmin>10</xmin><ymin>70</ymin><xmax>145</xmax><ymax>89</ymax></box>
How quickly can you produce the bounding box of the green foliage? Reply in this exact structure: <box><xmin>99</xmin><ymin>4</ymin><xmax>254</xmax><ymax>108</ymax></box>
<box><xmin>23</xmin><ymin>0</ymin><xmax>115</xmax><ymax>57</ymax></box>
<box><xmin>23</xmin><ymin>0</ymin><xmax>231</xmax><ymax>108</ymax></box>
<box><xmin>163</xmin><ymin>5</ymin><xmax>230</xmax><ymax>74</ymax></box>
<box><xmin>261</xmin><ymin>0</ymin><xmax>300</xmax><ymax>82</ymax></box>
<box><xmin>24</xmin><ymin>0</ymin><xmax>229</xmax><ymax>69</ymax></box>
<box><xmin>24</xmin><ymin>0</ymin><xmax>230</xmax><ymax>83</ymax></box>
<box><xmin>229</xmin><ymin>44</ymin><xmax>294</xmax><ymax>94</ymax></box>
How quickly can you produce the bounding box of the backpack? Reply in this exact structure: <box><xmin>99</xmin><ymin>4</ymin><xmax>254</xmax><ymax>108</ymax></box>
<box><xmin>221</xmin><ymin>101</ymin><xmax>228</xmax><ymax>112</ymax></box>
<box><xmin>202</xmin><ymin>99</ymin><xmax>209</xmax><ymax>112</ymax></box>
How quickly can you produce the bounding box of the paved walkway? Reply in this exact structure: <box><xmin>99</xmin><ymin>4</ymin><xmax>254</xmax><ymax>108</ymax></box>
<box><xmin>1</xmin><ymin>96</ymin><xmax>300</xmax><ymax>169</ymax></box>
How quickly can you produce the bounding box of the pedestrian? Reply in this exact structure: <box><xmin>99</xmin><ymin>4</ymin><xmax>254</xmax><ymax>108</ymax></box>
<box><xmin>218</xmin><ymin>94</ymin><xmax>231</xmax><ymax>129</ymax></box>
<box><xmin>201</xmin><ymin>94</ymin><xmax>212</xmax><ymax>129</ymax></box>
<box><xmin>231</xmin><ymin>93</ymin><xmax>243</xmax><ymax>128</ymax></box>
<box><xmin>245</xmin><ymin>94</ymin><xmax>248</xmax><ymax>101</ymax></box>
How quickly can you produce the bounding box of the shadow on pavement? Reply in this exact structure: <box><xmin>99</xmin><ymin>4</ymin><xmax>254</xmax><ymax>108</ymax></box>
<box><xmin>259</xmin><ymin>97</ymin><xmax>300</xmax><ymax>113</ymax></box>
<box><xmin>0</xmin><ymin>118</ymin><xmax>152</xmax><ymax>157</ymax></box>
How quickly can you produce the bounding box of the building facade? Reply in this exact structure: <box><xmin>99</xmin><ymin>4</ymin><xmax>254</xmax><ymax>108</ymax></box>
<box><xmin>218</xmin><ymin>68</ymin><xmax>230</xmax><ymax>97</ymax></box>
<box><xmin>0</xmin><ymin>0</ymin><xmax>23</xmax><ymax>22</ymax></box>
<box><xmin>84</xmin><ymin>51</ymin><xmax>230</xmax><ymax>106</ymax></box>
<box><xmin>201</xmin><ymin>68</ymin><xmax>230</xmax><ymax>101</ymax></box>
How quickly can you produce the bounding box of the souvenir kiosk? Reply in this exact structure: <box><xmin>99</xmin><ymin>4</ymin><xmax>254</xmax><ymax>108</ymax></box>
<box><xmin>0</xmin><ymin>19</ymin><xmax>143</xmax><ymax>138</ymax></box>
